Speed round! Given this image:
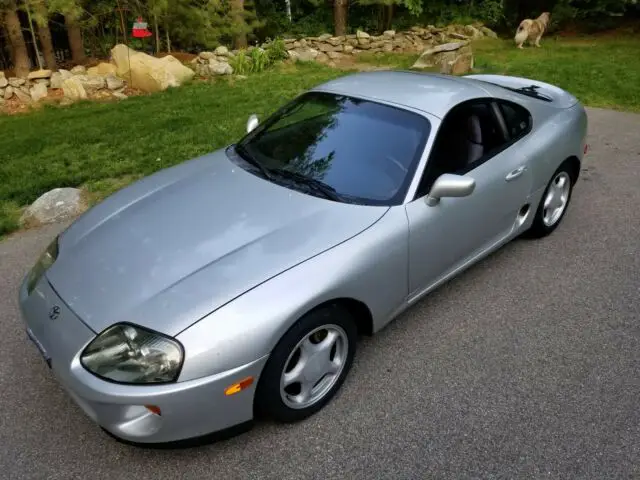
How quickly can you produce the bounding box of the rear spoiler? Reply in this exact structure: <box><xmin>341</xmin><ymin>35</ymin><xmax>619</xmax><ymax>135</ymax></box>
<box><xmin>464</xmin><ymin>74</ymin><xmax>579</xmax><ymax>109</ymax></box>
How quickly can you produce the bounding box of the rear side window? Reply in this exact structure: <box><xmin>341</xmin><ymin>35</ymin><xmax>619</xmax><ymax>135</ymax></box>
<box><xmin>498</xmin><ymin>101</ymin><xmax>532</xmax><ymax>140</ymax></box>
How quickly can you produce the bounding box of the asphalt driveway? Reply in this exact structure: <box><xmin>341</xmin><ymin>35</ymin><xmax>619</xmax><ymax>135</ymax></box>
<box><xmin>0</xmin><ymin>107</ymin><xmax>638</xmax><ymax>479</ymax></box>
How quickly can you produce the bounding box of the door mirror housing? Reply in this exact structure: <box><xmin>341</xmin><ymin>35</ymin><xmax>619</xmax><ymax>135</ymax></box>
<box><xmin>246</xmin><ymin>114</ymin><xmax>259</xmax><ymax>133</ymax></box>
<box><xmin>425</xmin><ymin>173</ymin><xmax>476</xmax><ymax>206</ymax></box>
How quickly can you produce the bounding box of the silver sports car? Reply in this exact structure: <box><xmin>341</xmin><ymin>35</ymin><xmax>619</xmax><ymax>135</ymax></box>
<box><xmin>19</xmin><ymin>71</ymin><xmax>588</xmax><ymax>446</ymax></box>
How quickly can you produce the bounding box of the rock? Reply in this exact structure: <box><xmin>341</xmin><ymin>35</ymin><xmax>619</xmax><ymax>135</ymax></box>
<box><xmin>30</xmin><ymin>82</ymin><xmax>48</xmax><ymax>102</ymax></box>
<box><xmin>87</xmin><ymin>62</ymin><xmax>117</xmax><ymax>76</ymax></box>
<box><xmin>199</xmin><ymin>51</ymin><xmax>216</xmax><ymax>60</ymax></box>
<box><xmin>105</xmin><ymin>74</ymin><xmax>125</xmax><ymax>90</ymax></box>
<box><xmin>317</xmin><ymin>33</ymin><xmax>332</xmax><ymax>41</ymax></box>
<box><xmin>76</xmin><ymin>74</ymin><xmax>106</xmax><ymax>93</ymax></box>
<box><xmin>20</xmin><ymin>188</ymin><xmax>88</xmax><ymax>227</ymax></box>
<box><xmin>27</xmin><ymin>69</ymin><xmax>52</xmax><ymax>80</ymax></box>
<box><xmin>327</xmin><ymin>36</ymin><xmax>344</xmax><ymax>46</ymax></box>
<box><xmin>0</xmin><ymin>95</ymin><xmax>4</xmax><ymax>106</ymax></box>
<box><xmin>447</xmin><ymin>48</ymin><xmax>474</xmax><ymax>74</ymax></box>
<box><xmin>315</xmin><ymin>52</ymin><xmax>330</xmax><ymax>63</ymax></box>
<box><xmin>463</xmin><ymin>25</ymin><xmax>484</xmax><ymax>39</ymax></box>
<box><xmin>412</xmin><ymin>42</ymin><xmax>473</xmax><ymax>73</ymax></box>
<box><xmin>208</xmin><ymin>61</ymin><xmax>233</xmax><ymax>75</ymax></box>
<box><xmin>449</xmin><ymin>32</ymin><xmax>469</xmax><ymax>40</ymax></box>
<box><xmin>59</xmin><ymin>69</ymin><xmax>74</xmax><ymax>80</ymax></box>
<box><xmin>344</xmin><ymin>45</ymin><xmax>354</xmax><ymax>54</ymax></box>
<box><xmin>111</xmin><ymin>44</ymin><xmax>195</xmax><ymax>93</ymax></box>
<box><xmin>112</xmin><ymin>91</ymin><xmax>128</xmax><ymax>100</ymax></box>
<box><xmin>383</xmin><ymin>30</ymin><xmax>396</xmax><ymax>38</ymax></box>
<box><xmin>9</xmin><ymin>77</ymin><xmax>25</xmax><ymax>87</ymax></box>
<box><xmin>288</xmin><ymin>47</ymin><xmax>319</xmax><ymax>62</ymax></box>
<box><xmin>62</xmin><ymin>77</ymin><xmax>88</xmax><ymax>100</ymax></box>
<box><xmin>214</xmin><ymin>46</ymin><xmax>229</xmax><ymax>56</ymax></box>
<box><xmin>4</xmin><ymin>86</ymin><xmax>13</xmax><ymax>100</ymax></box>
<box><xmin>356</xmin><ymin>30</ymin><xmax>370</xmax><ymax>39</ymax></box>
<box><xmin>0</xmin><ymin>73</ymin><xmax>7</xmax><ymax>89</ymax></box>
<box><xmin>326</xmin><ymin>51</ymin><xmax>344</xmax><ymax>60</ymax></box>
<box><xmin>50</xmin><ymin>72</ymin><xmax>63</xmax><ymax>89</ymax></box>
<box><xmin>480</xmin><ymin>26</ymin><xmax>498</xmax><ymax>38</ymax></box>
<box><xmin>70</xmin><ymin>65</ymin><xmax>87</xmax><ymax>75</ymax></box>
<box><xmin>14</xmin><ymin>87</ymin><xmax>31</xmax><ymax>103</ymax></box>
<box><xmin>383</xmin><ymin>42</ymin><xmax>394</xmax><ymax>52</ymax></box>
<box><xmin>318</xmin><ymin>43</ymin><xmax>342</xmax><ymax>53</ymax></box>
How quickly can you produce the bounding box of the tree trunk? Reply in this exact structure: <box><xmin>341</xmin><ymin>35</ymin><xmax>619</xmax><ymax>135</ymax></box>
<box><xmin>334</xmin><ymin>0</ymin><xmax>348</xmax><ymax>36</ymax></box>
<box><xmin>383</xmin><ymin>4</ymin><xmax>394</xmax><ymax>31</ymax></box>
<box><xmin>3</xmin><ymin>1</ymin><xmax>31</xmax><ymax>77</ymax></box>
<box><xmin>65</xmin><ymin>15</ymin><xmax>86</xmax><ymax>64</ymax></box>
<box><xmin>25</xmin><ymin>3</ymin><xmax>44</xmax><ymax>70</ymax></box>
<box><xmin>34</xmin><ymin>2</ymin><xmax>57</xmax><ymax>69</ymax></box>
<box><xmin>231</xmin><ymin>0</ymin><xmax>247</xmax><ymax>49</ymax></box>
<box><xmin>154</xmin><ymin>14</ymin><xmax>160</xmax><ymax>54</ymax></box>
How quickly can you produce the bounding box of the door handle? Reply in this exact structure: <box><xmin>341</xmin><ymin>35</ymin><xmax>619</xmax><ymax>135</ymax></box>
<box><xmin>505</xmin><ymin>166</ymin><xmax>527</xmax><ymax>181</ymax></box>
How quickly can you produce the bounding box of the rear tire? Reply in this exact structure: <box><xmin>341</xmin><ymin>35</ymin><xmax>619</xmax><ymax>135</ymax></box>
<box><xmin>255</xmin><ymin>304</ymin><xmax>357</xmax><ymax>423</ymax></box>
<box><xmin>526</xmin><ymin>161</ymin><xmax>576</xmax><ymax>238</ymax></box>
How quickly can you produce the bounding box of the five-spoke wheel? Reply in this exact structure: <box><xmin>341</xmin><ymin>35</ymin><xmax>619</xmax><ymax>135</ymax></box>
<box><xmin>255</xmin><ymin>304</ymin><xmax>357</xmax><ymax>423</ymax></box>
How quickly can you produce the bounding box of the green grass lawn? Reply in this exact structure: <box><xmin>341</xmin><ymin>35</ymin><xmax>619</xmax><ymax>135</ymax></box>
<box><xmin>1</xmin><ymin>34</ymin><xmax>639</xmax><ymax>238</ymax></box>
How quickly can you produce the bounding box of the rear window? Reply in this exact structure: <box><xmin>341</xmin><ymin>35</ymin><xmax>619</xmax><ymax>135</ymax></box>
<box><xmin>498</xmin><ymin>101</ymin><xmax>532</xmax><ymax>139</ymax></box>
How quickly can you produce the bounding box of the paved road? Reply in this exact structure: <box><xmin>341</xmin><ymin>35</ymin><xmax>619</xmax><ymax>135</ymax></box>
<box><xmin>1</xmin><ymin>107</ymin><xmax>638</xmax><ymax>479</ymax></box>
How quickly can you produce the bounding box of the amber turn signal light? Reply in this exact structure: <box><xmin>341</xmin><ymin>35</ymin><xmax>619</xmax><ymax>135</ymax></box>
<box><xmin>224</xmin><ymin>376</ymin><xmax>254</xmax><ymax>396</ymax></box>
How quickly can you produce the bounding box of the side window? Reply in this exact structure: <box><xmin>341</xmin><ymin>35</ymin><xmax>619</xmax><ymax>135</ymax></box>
<box><xmin>498</xmin><ymin>101</ymin><xmax>532</xmax><ymax>140</ymax></box>
<box><xmin>415</xmin><ymin>100</ymin><xmax>508</xmax><ymax>198</ymax></box>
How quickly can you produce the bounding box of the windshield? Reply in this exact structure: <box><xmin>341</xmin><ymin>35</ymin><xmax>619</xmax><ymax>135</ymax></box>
<box><xmin>235</xmin><ymin>91</ymin><xmax>431</xmax><ymax>206</ymax></box>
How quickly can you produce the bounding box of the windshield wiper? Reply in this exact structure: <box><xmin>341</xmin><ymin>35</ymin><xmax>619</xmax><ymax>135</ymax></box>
<box><xmin>235</xmin><ymin>144</ymin><xmax>273</xmax><ymax>180</ymax></box>
<box><xmin>272</xmin><ymin>169</ymin><xmax>344</xmax><ymax>202</ymax></box>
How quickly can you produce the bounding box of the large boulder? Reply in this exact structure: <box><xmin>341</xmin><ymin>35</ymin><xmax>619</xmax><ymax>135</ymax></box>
<box><xmin>411</xmin><ymin>41</ymin><xmax>474</xmax><ymax>74</ymax></box>
<box><xmin>20</xmin><ymin>188</ymin><xmax>88</xmax><ymax>227</ymax></box>
<box><xmin>110</xmin><ymin>44</ymin><xmax>195</xmax><ymax>93</ymax></box>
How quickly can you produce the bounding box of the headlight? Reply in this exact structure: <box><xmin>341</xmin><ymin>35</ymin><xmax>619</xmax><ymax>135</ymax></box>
<box><xmin>26</xmin><ymin>236</ymin><xmax>59</xmax><ymax>295</ymax></box>
<box><xmin>80</xmin><ymin>323</ymin><xmax>184</xmax><ymax>384</ymax></box>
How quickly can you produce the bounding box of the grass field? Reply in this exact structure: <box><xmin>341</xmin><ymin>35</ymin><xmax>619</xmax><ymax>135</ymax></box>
<box><xmin>1</xmin><ymin>34</ymin><xmax>639</xmax><ymax>237</ymax></box>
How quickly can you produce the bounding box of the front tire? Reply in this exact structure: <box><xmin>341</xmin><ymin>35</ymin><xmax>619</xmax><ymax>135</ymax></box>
<box><xmin>255</xmin><ymin>304</ymin><xmax>357</xmax><ymax>423</ymax></box>
<box><xmin>526</xmin><ymin>161</ymin><xmax>575</xmax><ymax>238</ymax></box>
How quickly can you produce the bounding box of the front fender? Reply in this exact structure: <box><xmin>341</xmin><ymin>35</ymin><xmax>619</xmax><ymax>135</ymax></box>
<box><xmin>175</xmin><ymin>206</ymin><xmax>409</xmax><ymax>382</ymax></box>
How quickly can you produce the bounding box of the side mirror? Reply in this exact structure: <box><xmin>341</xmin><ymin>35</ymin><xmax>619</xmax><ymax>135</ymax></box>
<box><xmin>246</xmin><ymin>114</ymin><xmax>259</xmax><ymax>133</ymax></box>
<box><xmin>425</xmin><ymin>173</ymin><xmax>475</xmax><ymax>207</ymax></box>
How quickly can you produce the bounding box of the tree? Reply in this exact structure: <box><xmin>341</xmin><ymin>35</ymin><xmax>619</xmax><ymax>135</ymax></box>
<box><xmin>48</xmin><ymin>0</ymin><xmax>86</xmax><ymax>63</ymax></box>
<box><xmin>31</xmin><ymin>0</ymin><xmax>57</xmax><ymax>69</ymax></box>
<box><xmin>1</xmin><ymin>0</ymin><xmax>30</xmax><ymax>76</ymax></box>
<box><xmin>231</xmin><ymin>0</ymin><xmax>247</xmax><ymax>48</ymax></box>
<box><xmin>334</xmin><ymin>0</ymin><xmax>347</xmax><ymax>35</ymax></box>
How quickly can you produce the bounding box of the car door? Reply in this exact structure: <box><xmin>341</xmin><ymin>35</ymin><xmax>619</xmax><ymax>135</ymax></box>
<box><xmin>405</xmin><ymin>99</ymin><xmax>534</xmax><ymax>298</ymax></box>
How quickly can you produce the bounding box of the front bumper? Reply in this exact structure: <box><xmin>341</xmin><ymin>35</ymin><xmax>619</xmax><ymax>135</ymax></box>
<box><xmin>18</xmin><ymin>274</ymin><xmax>268</xmax><ymax>445</ymax></box>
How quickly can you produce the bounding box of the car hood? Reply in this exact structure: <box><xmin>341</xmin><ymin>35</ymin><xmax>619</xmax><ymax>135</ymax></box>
<box><xmin>46</xmin><ymin>148</ymin><xmax>388</xmax><ymax>336</ymax></box>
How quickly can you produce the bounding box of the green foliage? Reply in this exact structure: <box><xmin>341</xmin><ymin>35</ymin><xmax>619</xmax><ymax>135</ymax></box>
<box><xmin>229</xmin><ymin>49</ymin><xmax>252</xmax><ymax>74</ymax></box>
<box><xmin>265</xmin><ymin>37</ymin><xmax>288</xmax><ymax>62</ymax></box>
<box><xmin>249</xmin><ymin>46</ymin><xmax>269</xmax><ymax>72</ymax></box>
<box><xmin>229</xmin><ymin>38</ymin><xmax>287</xmax><ymax>75</ymax></box>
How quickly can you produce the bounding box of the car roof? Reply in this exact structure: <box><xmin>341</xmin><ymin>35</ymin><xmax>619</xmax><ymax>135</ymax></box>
<box><xmin>311</xmin><ymin>70</ymin><xmax>495</xmax><ymax>119</ymax></box>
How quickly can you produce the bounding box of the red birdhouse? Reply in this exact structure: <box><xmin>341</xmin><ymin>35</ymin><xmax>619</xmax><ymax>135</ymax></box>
<box><xmin>132</xmin><ymin>16</ymin><xmax>152</xmax><ymax>38</ymax></box>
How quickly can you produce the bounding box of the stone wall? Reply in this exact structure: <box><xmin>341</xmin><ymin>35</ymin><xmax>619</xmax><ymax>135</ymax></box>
<box><xmin>281</xmin><ymin>23</ymin><xmax>497</xmax><ymax>64</ymax></box>
<box><xmin>190</xmin><ymin>23</ymin><xmax>498</xmax><ymax>79</ymax></box>
<box><xmin>0</xmin><ymin>65</ymin><xmax>127</xmax><ymax>107</ymax></box>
